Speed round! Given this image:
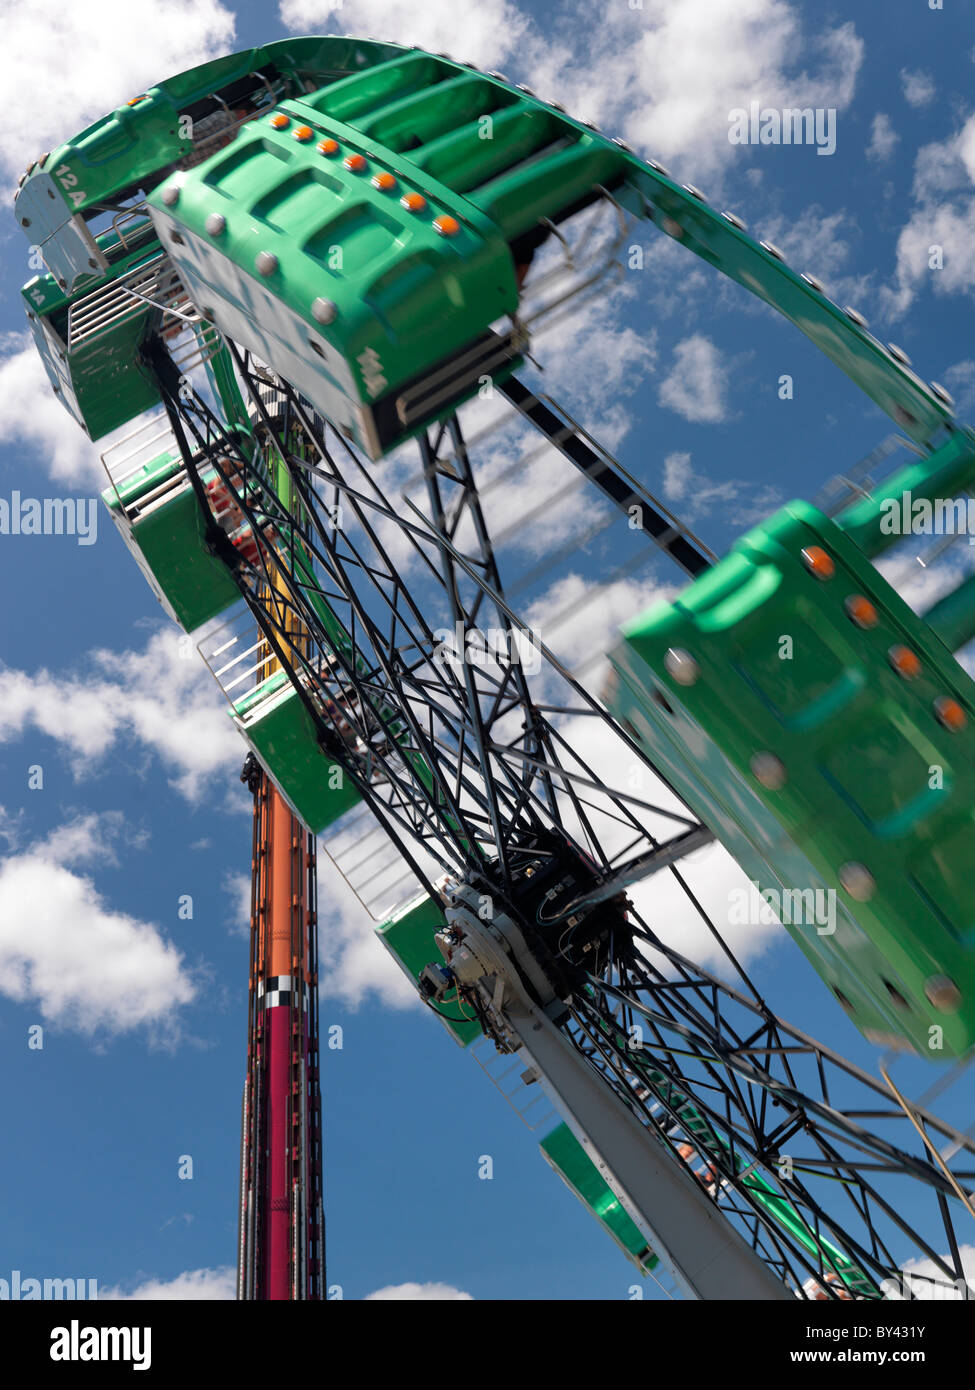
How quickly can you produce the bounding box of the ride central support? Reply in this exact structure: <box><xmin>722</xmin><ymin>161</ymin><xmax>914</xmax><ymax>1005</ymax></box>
<box><xmin>237</xmin><ymin>757</ymin><xmax>324</xmax><ymax>1299</ymax></box>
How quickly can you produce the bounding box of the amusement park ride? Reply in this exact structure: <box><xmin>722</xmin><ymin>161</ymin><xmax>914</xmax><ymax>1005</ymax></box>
<box><xmin>15</xmin><ymin>35</ymin><xmax>975</xmax><ymax>1301</ymax></box>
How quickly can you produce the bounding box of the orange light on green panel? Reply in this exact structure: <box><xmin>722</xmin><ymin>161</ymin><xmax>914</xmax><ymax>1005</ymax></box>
<box><xmin>801</xmin><ymin>546</ymin><xmax>834</xmax><ymax>580</ymax></box>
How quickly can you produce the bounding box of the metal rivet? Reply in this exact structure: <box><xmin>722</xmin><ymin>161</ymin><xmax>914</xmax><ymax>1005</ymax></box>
<box><xmin>683</xmin><ymin>182</ymin><xmax>707</xmax><ymax>201</ymax></box>
<box><xmin>649</xmin><ymin>159</ymin><xmax>672</xmax><ymax>178</ymax></box>
<box><xmin>161</xmin><ymin>184</ymin><xmax>180</xmax><ymax>206</ymax></box>
<box><xmin>311</xmin><ymin>297</ymin><xmax>338</xmax><ymax>325</ymax></box>
<box><xmin>930</xmin><ymin>381</ymin><xmax>955</xmax><ymax>408</ymax></box>
<box><xmin>750</xmin><ymin>752</ymin><xmax>787</xmax><ymax>790</ymax></box>
<box><xmin>801</xmin><ymin>545</ymin><xmax>835</xmax><ymax>579</ymax></box>
<box><xmin>205</xmin><ymin>212</ymin><xmax>226</xmax><ymax>236</ymax></box>
<box><xmin>887</xmin><ymin>342</ymin><xmax>912</xmax><ymax>367</ymax></box>
<box><xmin>888</xmin><ymin>644</ymin><xmax>921</xmax><ymax>680</ymax></box>
<box><xmin>722</xmin><ymin>211</ymin><xmax>747</xmax><ymax>230</ymax></box>
<box><xmin>256</xmin><ymin>251</ymin><xmax>278</xmax><ymax>276</ymax></box>
<box><xmin>933</xmin><ymin>695</ymin><xmax>966</xmax><ymax>731</ymax></box>
<box><xmin>801</xmin><ymin>272</ymin><xmax>826</xmax><ymax>293</ymax></box>
<box><xmin>664</xmin><ymin>648</ymin><xmax>700</xmax><ymax>686</ymax></box>
<box><xmin>760</xmin><ymin>240</ymin><xmax>784</xmax><ymax>261</ymax></box>
<box><xmin>839</xmin><ymin>862</ymin><xmax>875</xmax><ymax>901</ymax></box>
<box><xmin>845</xmin><ymin>594</ymin><xmax>878</xmax><ymax>629</ymax></box>
<box><xmin>844</xmin><ymin>305</ymin><xmax>868</xmax><ymax>328</ymax></box>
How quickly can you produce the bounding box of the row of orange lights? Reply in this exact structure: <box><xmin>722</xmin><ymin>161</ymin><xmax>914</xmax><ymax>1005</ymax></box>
<box><xmin>268</xmin><ymin>112</ymin><xmax>460</xmax><ymax>235</ymax></box>
<box><xmin>800</xmin><ymin>544</ymin><xmax>967</xmax><ymax>732</ymax></box>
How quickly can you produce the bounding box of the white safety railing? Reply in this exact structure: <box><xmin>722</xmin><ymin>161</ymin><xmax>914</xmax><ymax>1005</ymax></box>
<box><xmin>318</xmin><ymin>803</ymin><xmax>423</xmax><ymax>921</ymax></box>
<box><xmin>100</xmin><ymin>410</ymin><xmax>185</xmax><ymax>520</ymax></box>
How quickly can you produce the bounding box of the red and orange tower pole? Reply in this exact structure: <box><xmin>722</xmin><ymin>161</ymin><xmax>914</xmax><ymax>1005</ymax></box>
<box><xmin>237</xmin><ymin>445</ymin><xmax>324</xmax><ymax>1300</ymax></box>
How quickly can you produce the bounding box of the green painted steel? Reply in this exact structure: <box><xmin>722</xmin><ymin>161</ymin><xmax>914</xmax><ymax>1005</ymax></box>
<box><xmin>540</xmin><ymin>1123</ymin><xmax>658</xmax><ymax>1275</ymax></box>
<box><xmin>147</xmin><ymin>97</ymin><xmax>523</xmax><ymax>458</ymax></box>
<box><xmin>102</xmin><ymin>448</ymin><xmax>242</xmax><ymax>631</ymax></box>
<box><xmin>232</xmin><ymin>667</ymin><xmax>361</xmax><ymax>833</ymax></box>
<box><xmin>375</xmin><ymin>893</ymin><xmax>481</xmax><ymax>1046</ymax></box>
<box><xmin>606</xmin><ymin>479</ymin><xmax>975</xmax><ymax>1059</ymax></box>
<box><xmin>146</xmin><ymin>40</ymin><xmax>954</xmax><ymax>458</ymax></box>
<box><xmin>838</xmin><ymin>430</ymin><xmax>975</xmax><ymax>558</ymax></box>
<box><xmin>23</xmin><ymin>235</ymin><xmax>166</xmax><ymax>440</ymax></box>
<box><xmin>18</xmin><ymin>37</ymin><xmax>957</xmax><ymax>452</ymax></box>
<box><xmin>13</xmin><ymin>38</ymin><xmax>407</xmax><ymax>294</ymax></box>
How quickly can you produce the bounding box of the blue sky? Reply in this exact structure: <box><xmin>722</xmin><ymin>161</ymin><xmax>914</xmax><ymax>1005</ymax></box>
<box><xmin>2</xmin><ymin>0</ymin><xmax>975</xmax><ymax>1301</ymax></box>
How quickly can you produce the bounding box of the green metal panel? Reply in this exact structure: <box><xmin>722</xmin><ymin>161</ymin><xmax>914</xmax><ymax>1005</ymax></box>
<box><xmin>232</xmin><ymin>669</ymin><xmax>362</xmax><ymax>833</ymax></box>
<box><xmin>606</xmin><ymin>495</ymin><xmax>975</xmax><ymax>1058</ymax></box>
<box><xmin>375</xmin><ymin>894</ymin><xmax>481</xmax><ymax>1047</ymax></box>
<box><xmin>17</xmin><ymin>37</ymin><xmax>955</xmax><ymax>450</ymax></box>
<box><xmin>147</xmin><ymin>103</ymin><xmax>521</xmax><ymax>456</ymax></box>
<box><xmin>13</xmin><ymin>38</ymin><xmax>410</xmax><ymax>292</ymax></box>
<box><xmin>101</xmin><ymin>452</ymin><xmax>241</xmax><ymax>631</ymax></box>
<box><xmin>22</xmin><ymin>239</ymin><xmax>169</xmax><ymax>440</ymax></box>
<box><xmin>540</xmin><ymin>1123</ymin><xmax>658</xmax><ymax>1274</ymax></box>
<box><xmin>837</xmin><ymin>430</ymin><xmax>975</xmax><ymax>558</ymax></box>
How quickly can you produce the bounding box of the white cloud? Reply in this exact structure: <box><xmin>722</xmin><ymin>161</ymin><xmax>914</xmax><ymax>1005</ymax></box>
<box><xmin>876</xmin><ymin>545</ymin><xmax>974</xmax><ymax>616</ymax></box>
<box><xmin>0</xmin><ymin>814</ymin><xmax>195</xmax><ymax>1036</ymax></box>
<box><xmin>1</xmin><ymin>0</ymin><xmax>235</xmax><ymax>184</ymax></box>
<box><xmin>891</xmin><ymin>1245</ymin><xmax>975</xmax><ymax>1300</ymax></box>
<box><xmin>99</xmin><ymin>1266</ymin><xmax>235</xmax><ymax>1299</ymax></box>
<box><xmin>279</xmin><ymin>1</ymin><xmax>862</xmax><ymax>192</ymax></box>
<box><xmin>884</xmin><ymin>112</ymin><xmax>975</xmax><ymax>315</ymax></box>
<box><xmin>526</xmin><ymin>3</ymin><xmax>863</xmax><ymax>187</ymax></box>
<box><xmin>0</xmin><ymin>334</ymin><xmax>193</xmax><ymax>491</ymax></box>
<box><xmin>512</xmin><ymin>701</ymin><xmax>785</xmax><ymax>973</ymax></box>
<box><xmin>364</xmin><ymin>1281</ymin><xmax>473</xmax><ymax>1300</ymax></box>
<box><xmin>632</xmin><ymin>838</ymin><xmax>785</xmax><ymax>974</ymax></box>
<box><xmin>278</xmin><ymin>0</ymin><xmax>529</xmax><ymax>71</ymax></box>
<box><xmin>315</xmin><ymin>855</ymin><xmax>424</xmax><ymax>1010</ymax></box>
<box><xmin>757</xmin><ymin>205</ymin><xmax>872</xmax><ymax>309</ymax></box>
<box><xmin>867</xmin><ymin>113</ymin><xmax>899</xmax><ymax>163</ymax></box>
<box><xmin>532</xmin><ymin>285</ymin><xmax>657</xmax><ymax>399</ymax></box>
<box><xmin>663</xmin><ymin>451</ymin><xmax>693</xmax><ymax>500</ymax></box>
<box><xmin>0</xmin><ymin>628</ymin><xmax>243</xmax><ymax>801</ymax></box>
<box><xmin>103</xmin><ymin>1266</ymin><xmax>473</xmax><ymax>1300</ymax></box>
<box><xmin>660</xmin><ymin>448</ymin><xmax>780</xmax><ymax>525</ymax></box>
<box><xmin>0</xmin><ymin>337</ymin><xmax>105</xmax><ymax>486</ymax></box>
<box><xmin>944</xmin><ymin>359</ymin><xmax>975</xmax><ymax>413</ymax></box>
<box><xmin>37</xmin><ymin>810</ymin><xmax>145</xmax><ymax>869</ymax></box>
<box><xmin>222</xmin><ymin>870</ymin><xmax>251</xmax><ymax>937</ymax></box>
<box><xmin>657</xmin><ymin>335</ymin><xmax>732</xmax><ymax>424</ymax></box>
<box><xmin>900</xmin><ymin>68</ymin><xmax>936</xmax><ymax>109</ymax></box>
<box><xmin>525</xmin><ymin>570</ymin><xmax>676</xmax><ymax>679</ymax></box>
